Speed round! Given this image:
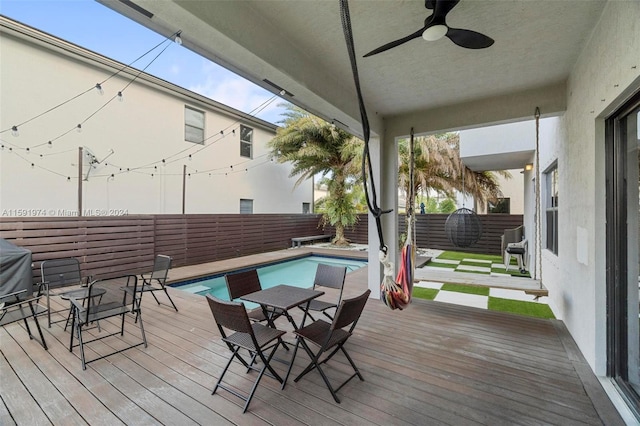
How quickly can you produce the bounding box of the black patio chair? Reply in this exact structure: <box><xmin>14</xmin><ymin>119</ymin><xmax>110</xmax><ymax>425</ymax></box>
<box><xmin>302</xmin><ymin>264</ymin><xmax>347</xmax><ymax>321</ymax></box>
<box><xmin>288</xmin><ymin>289</ymin><xmax>370</xmax><ymax>403</ymax></box>
<box><xmin>40</xmin><ymin>257</ymin><xmax>94</xmax><ymax>328</ymax></box>
<box><xmin>139</xmin><ymin>255</ymin><xmax>177</xmax><ymax>312</ymax></box>
<box><xmin>69</xmin><ymin>274</ymin><xmax>147</xmax><ymax>370</ymax></box>
<box><xmin>0</xmin><ymin>289</ymin><xmax>48</xmax><ymax>349</ymax></box>
<box><xmin>206</xmin><ymin>295</ymin><xmax>286</xmax><ymax>413</ymax></box>
<box><xmin>225</xmin><ymin>269</ymin><xmax>284</xmax><ymax>324</ymax></box>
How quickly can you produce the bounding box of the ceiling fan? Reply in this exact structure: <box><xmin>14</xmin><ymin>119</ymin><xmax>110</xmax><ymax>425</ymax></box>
<box><xmin>363</xmin><ymin>0</ymin><xmax>494</xmax><ymax>57</ymax></box>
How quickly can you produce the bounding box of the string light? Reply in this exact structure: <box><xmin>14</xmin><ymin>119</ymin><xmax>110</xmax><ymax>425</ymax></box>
<box><xmin>31</xmin><ymin>163</ymin><xmax>35</xmax><ymax>169</ymax></box>
<box><xmin>47</xmin><ymin>141</ymin><xmax>53</xmax><ymax>148</ymax></box>
<box><xmin>174</xmin><ymin>31</ymin><xmax>183</xmax><ymax>45</ymax></box>
<box><xmin>117</xmin><ymin>91</ymin><xmax>124</xmax><ymax>102</ymax></box>
<box><xmin>95</xmin><ymin>83</ymin><xmax>104</xmax><ymax>95</ymax></box>
<box><xmin>11</xmin><ymin>126</ymin><xmax>19</xmax><ymax>137</ymax></box>
<box><xmin>76</xmin><ymin>124</ymin><xmax>82</xmax><ymax>133</ymax></box>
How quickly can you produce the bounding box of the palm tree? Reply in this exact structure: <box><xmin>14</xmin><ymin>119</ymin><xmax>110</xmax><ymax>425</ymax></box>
<box><xmin>398</xmin><ymin>133</ymin><xmax>509</xmax><ymax>213</ymax></box>
<box><xmin>269</xmin><ymin>105</ymin><xmax>362</xmax><ymax>246</ymax></box>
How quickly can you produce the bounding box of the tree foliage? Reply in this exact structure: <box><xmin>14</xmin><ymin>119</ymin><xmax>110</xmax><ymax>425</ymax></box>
<box><xmin>268</xmin><ymin>105</ymin><xmax>362</xmax><ymax>246</ymax></box>
<box><xmin>398</xmin><ymin>133</ymin><xmax>510</xmax><ymax>213</ymax></box>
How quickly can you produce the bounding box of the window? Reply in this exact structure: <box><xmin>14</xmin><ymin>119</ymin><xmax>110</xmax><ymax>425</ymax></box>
<box><xmin>545</xmin><ymin>164</ymin><xmax>558</xmax><ymax>254</ymax></box>
<box><xmin>488</xmin><ymin>198</ymin><xmax>510</xmax><ymax>214</ymax></box>
<box><xmin>302</xmin><ymin>202</ymin><xmax>310</xmax><ymax>214</ymax></box>
<box><xmin>185</xmin><ymin>106</ymin><xmax>204</xmax><ymax>144</ymax></box>
<box><xmin>240</xmin><ymin>199</ymin><xmax>253</xmax><ymax>214</ymax></box>
<box><xmin>240</xmin><ymin>125</ymin><xmax>253</xmax><ymax>158</ymax></box>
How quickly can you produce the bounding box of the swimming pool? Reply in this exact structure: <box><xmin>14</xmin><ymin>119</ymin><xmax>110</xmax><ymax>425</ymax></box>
<box><xmin>173</xmin><ymin>255</ymin><xmax>367</xmax><ymax>303</ymax></box>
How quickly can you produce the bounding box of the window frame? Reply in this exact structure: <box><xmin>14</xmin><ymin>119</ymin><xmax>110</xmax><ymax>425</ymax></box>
<box><xmin>184</xmin><ymin>106</ymin><xmax>205</xmax><ymax>144</ymax></box>
<box><xmin>544</xmin><ymin>163</ymin><xmax>559</xmax><ymax>255</ymax></box>
<box><xmin>240</xmin><ymin>199</ymin><xmax>253</xmax><ymax>214</ymax></box>
<box><xmin>240</xmin><ymin>125</ymin><xmax>253</xmax><ymax>158</ymax></box>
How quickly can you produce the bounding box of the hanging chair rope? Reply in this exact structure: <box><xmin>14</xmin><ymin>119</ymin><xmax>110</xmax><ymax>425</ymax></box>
<box><xmin>339</xmin><ymin>0</ymin><xmax>413</xmax><ymax>310</ymax></box>
<box><xmin>534</xmin><ymin>107</ymin><xmax>543</xmax><ymax>290</ymax></box>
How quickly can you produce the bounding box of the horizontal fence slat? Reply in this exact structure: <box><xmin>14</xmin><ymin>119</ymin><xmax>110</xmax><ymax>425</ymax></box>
<box><xmin>1</xmin><ymin>213</ymin><xmax>522</xmax><ymax>284</ymax></box>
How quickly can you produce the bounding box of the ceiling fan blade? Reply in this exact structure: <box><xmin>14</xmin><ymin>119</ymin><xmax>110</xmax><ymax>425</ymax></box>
<box><xmin>363</xmin><ymin>29</ymin><xmax>424</xmax><ymax>57</ymax></box>
<box><xmin>446</xmin><ymin>28</ymin><xmax>494</xmax><ymax>49</ymax></box>
<box><xmin>432</xmin><ymin>0</ymin><xmax>460</xmax><ymax>20</ymax></box>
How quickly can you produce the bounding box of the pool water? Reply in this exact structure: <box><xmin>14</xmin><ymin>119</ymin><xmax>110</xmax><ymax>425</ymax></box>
<box><xmin>174</xmin><ymin>255</ymin><xmax>367</xmax><ymax>306</ymax></box>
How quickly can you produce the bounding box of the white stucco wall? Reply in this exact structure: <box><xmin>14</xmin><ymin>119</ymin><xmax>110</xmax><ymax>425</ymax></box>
<box><xmin>551</xmin><ymin>1</ymin><xmax>640</xmax><ymax>374</ymax></box>
<box><xmin>0</xmin><ymin>21</ymin><xmax>312</xmax><ymax>216</ymax></box>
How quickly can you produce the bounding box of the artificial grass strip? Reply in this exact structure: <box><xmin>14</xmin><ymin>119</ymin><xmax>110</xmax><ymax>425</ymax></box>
<box><xmin>425</xmin><ymin>261</ymin><xmax>457</xmax><ymax>269</ymax></box>
<box><xmin>441</xmin><ymin>283</ymin><xmax>490</xmax><ymax>296</ymax></box>
<box><xmin>488</xmin><ymin>297</ymin><xmax>555</xmax><ymax>319</ymax></box>
<box><xmin>412</xmin><ymin>287</ymin><xmax>439</xmax><ymax>300</ymax></box>
<box><xmin>437</xmin><ymin>251</ymin><xmax>502</xmax><ymax>263</ymax></box>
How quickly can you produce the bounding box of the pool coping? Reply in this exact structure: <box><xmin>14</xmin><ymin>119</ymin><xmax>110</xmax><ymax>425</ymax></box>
<box><xmin>165</xmin><ymin>247</ymin><xmax>369</xmax><ymax>285</ymax></box>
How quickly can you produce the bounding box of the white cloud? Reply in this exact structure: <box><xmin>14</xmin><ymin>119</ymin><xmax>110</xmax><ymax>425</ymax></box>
<box><xmin>189</xmin><ymin>60</ymin><xmax>286</xmax><ymax>124</ymax></box>
<box><xmin>168</xmin><ymin>64</ymin><xmax>181</xmax><ymax>75</ymax></box>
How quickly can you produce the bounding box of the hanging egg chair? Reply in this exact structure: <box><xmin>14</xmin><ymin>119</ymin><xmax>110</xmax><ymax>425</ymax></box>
<box><xmin>445</xmin><ymin>207</ymin><xmax>482</xmax><ymax>248</ymax></box>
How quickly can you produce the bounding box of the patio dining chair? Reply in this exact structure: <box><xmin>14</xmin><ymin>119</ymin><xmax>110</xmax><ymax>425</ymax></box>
<box><xmin>40</xmin><ymin>257</ymin><xmax>94</xmax><ymax>328</ymax></box>
<box><xmin>301</xmin><ymin>264</ymin><xmax>347</xmax><ymax>321</ymax></box>
<box><xmin>225</xmin><ymin>269</ymin><xmax>284</xmax><ymax>324</ymax></box>
<box><xmin>138</xmin><ymin>255</ymin><xmax>177</xmax><ymax>312</ymax></box>
<box><xmin>206</xmin><ymin>295</ymin><xmax>286</xmax><ymax>413</ymax></box>
<box><xmin>288</xmin><ymin>289</ymin><xmax>370</xmax><ymax>403</ymax></box>
<box><xmin>69</xmin><ymin>274</ymin><xmax>147</xmax><ymax>370</ymax></box>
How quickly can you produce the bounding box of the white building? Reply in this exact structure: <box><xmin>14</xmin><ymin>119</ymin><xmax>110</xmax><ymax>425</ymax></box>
<box><xmin>0</xmin><ymin>17</ymin><xmax>313</xmax><ymax>216</ymax></box>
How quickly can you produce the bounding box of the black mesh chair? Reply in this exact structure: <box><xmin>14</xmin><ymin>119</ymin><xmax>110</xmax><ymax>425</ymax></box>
<box><xmin>287</xmin><ymin>289</ymin><xmax>370</xmax><ymax>403</ymax></box>
<box><xmin>139</xmin><ymin>255</ymin><xmax>177</xmax><ymax>312</ymax></box>
<box><xmin>304</xmin><ymin>264</ymin><xmax>347</xmax><ymax>321</ymax></box>
<box><xmin>69</xmin><ymin>275</ymin><xmax>147</xmax><ymax>370</ymax></box>
<box><xmin>40</xmin><ymin>258</ymin><xmax>93</xmax><ymax>328</ymax></box>
<box><xmin>206</xmin><ymin>295</ymin><xmax>286</xmax><ymax>413</ymax></box>
<box><xmin>225</xmin><ymin>269</ymin><xmax>283</xmax><ymax>323</ymax></box>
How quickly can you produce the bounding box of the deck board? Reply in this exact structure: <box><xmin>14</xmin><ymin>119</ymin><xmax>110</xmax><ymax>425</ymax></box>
<box><xmin>0</xmin><ymin>249</ymin><xmax>625</xmax><ymax>425</ymax></box>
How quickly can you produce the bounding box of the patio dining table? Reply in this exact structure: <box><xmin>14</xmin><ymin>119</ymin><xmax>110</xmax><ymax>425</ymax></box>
<box><xmin>240</xmin><ymin>284</ymin><xmax>324</xmax><ymax>331</ymax></box>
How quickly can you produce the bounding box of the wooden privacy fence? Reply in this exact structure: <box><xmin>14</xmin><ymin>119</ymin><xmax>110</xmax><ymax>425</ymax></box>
<box><xmin>327</xmin><ymin>213</ymin><xmax>524</xmax><ymax>255</ymax></box>
<box><xmin>0</xmin><ymin>213</ymin><xmax>521</xmax><ymax>281</ymax></box>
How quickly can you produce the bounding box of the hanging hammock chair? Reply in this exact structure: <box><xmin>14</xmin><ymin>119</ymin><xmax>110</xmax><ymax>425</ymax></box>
<box><xmin>445</xmin><ymin>161</ymin><xmax>483</xmax><ymax>248</ymax></box>
<box><xmin>340</xmin><ymin>0</ymin><xmax>413</xmax><ymax>310</ymax></box>
<box><xmin>381</xmin><ymin>130</ymin><xmax>416</xmax><ymax>310</ymax></box>
<box><xmin>445</xmin><ymin>207</ymin><xmax>482</xmax><ymax>248</ymax></box>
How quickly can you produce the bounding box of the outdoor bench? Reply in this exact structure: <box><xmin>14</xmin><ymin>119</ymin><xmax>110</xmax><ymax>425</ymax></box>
<box><xmin>291</xmin><ymin>234</ymin><xmax>333</xmax><ymax>248</ymax></box>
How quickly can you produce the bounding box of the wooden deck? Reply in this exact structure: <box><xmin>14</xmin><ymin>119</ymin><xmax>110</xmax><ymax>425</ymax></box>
<box><xmin>1</xmin><ymin>250</ymin><xmax>623</xmax><ymax>425</ymax></box>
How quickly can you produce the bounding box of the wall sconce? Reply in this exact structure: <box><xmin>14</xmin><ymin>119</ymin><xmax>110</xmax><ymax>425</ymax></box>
<box><xmin>524</xmin><ymin>163</ymin><xmax>534</xmax><ymax>171</ymax></box>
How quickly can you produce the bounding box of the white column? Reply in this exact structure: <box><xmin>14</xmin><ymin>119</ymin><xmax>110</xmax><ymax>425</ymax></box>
<box><xmin>367</xmin><ymin>134</ymin><xmax>398</xmax><ymax>298</ymax></box>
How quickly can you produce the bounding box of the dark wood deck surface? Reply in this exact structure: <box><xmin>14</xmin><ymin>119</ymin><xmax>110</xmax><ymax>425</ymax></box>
<box><xmin>1</xmin><ymin>252</ymin><xmax>623</xmax><ymax>425</ymax></box>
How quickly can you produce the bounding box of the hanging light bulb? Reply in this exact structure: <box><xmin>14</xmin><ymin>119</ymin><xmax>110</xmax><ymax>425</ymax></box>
<box><xmin>0</xmin><ymin>144</ymin><xmax>4</xmax><ymax>150</ymax></box>
<box><xmin>31</xmin><ymin>163</ymin><xmax>35</xmax><ymax>169</ymax></box>
<box><xmin>11</xmin><ymin>126</ymin><xmax>19</xmax><ymax>137</ymax></box>
<box><xmin>95</xmin><ymin>83</ymin><xmax>104</xmax><ymax>95</ymax></box>
<box><xmin>47</xmin><ymin>140</ymin><xmax>53</xmax><ymax>148</ymax></box>
<box><xmin>220</xmin><ymin>130</ymin><xmax>224</xmax><ymax>136</ymax></box>
<box><xmin>76</xmin><ymin>124</ymin><xmax>82</xmax><ymax>133</ymax></box>
<box><xmin>279</xmin><ymin>89</ymin><xmax>286</xmax><ymax>96</ymax></box>
<box><xmin>161</xmin><ymin>159</ymin><xmax>166</xmax><ymax>166</ymax></box>
<box><xmin>117</xmin><ymin>91</ymin><xmax>124</xmax><ymax>102</ymax></box>
<box><xmin>188</xmin><ymin>154</ymin><xmax>192</xmax><ymax>161</ymax></box>
<box><xmin>25</xmin><ymin>147</ymin><xmax>30</xmax><ymax>154</ymax></box>
<box><xmin>174</xmin><ymin>31</ymin><xmax>183</xmax><ymax>45</ymax></box>
<box><xmin>67</xmin><ymin>177</ymin><xmax>71</xmax><ymax>182</ymax></box>
<box><xmin>151</xmin><ymin>173</ymin><xmax>154</xmax><ymax>178</ymax></box>
<box><xmin>232</xmin><ymin>129</ymin><xmax>236</xmax><ymax>135</ymax></box>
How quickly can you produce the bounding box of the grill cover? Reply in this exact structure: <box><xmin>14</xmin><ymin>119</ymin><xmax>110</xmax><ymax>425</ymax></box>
<box><xmin>0</xmin><ymin>238</ymin><xmax>33</xmax><ymax>297</ymax></box>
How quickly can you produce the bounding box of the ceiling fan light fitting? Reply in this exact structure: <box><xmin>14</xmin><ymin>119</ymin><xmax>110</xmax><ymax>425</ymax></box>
<box><xmin>422</xmin><ymin>24</ymin><xmax>448</xmax><ymax>41</ymax></box>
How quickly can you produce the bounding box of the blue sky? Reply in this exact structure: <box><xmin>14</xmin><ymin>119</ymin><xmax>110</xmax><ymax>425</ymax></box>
<box><xmin>0</xmin><ymin>0</ymin><xmax>287</xmax><ymax>124</ymax></box>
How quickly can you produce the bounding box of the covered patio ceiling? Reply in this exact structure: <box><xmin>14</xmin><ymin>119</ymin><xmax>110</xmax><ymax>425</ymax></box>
<box><xmin>100</xmin><ymin>0</ymin><xmax>606</xmax><ymax>139</ymax></box>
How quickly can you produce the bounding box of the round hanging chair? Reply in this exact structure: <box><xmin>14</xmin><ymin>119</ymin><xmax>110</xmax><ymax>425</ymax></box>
<box><xmin>445</xmin><ymin>207</ymin><xmax>483</xmax><ymax>248</ymax></box>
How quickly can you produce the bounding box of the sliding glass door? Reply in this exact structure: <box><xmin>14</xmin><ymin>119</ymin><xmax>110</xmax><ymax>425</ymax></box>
<box><xmin>606</xmin><ymin>91</ymin><xmax>640</xmax><ymax>416</ymax></box>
